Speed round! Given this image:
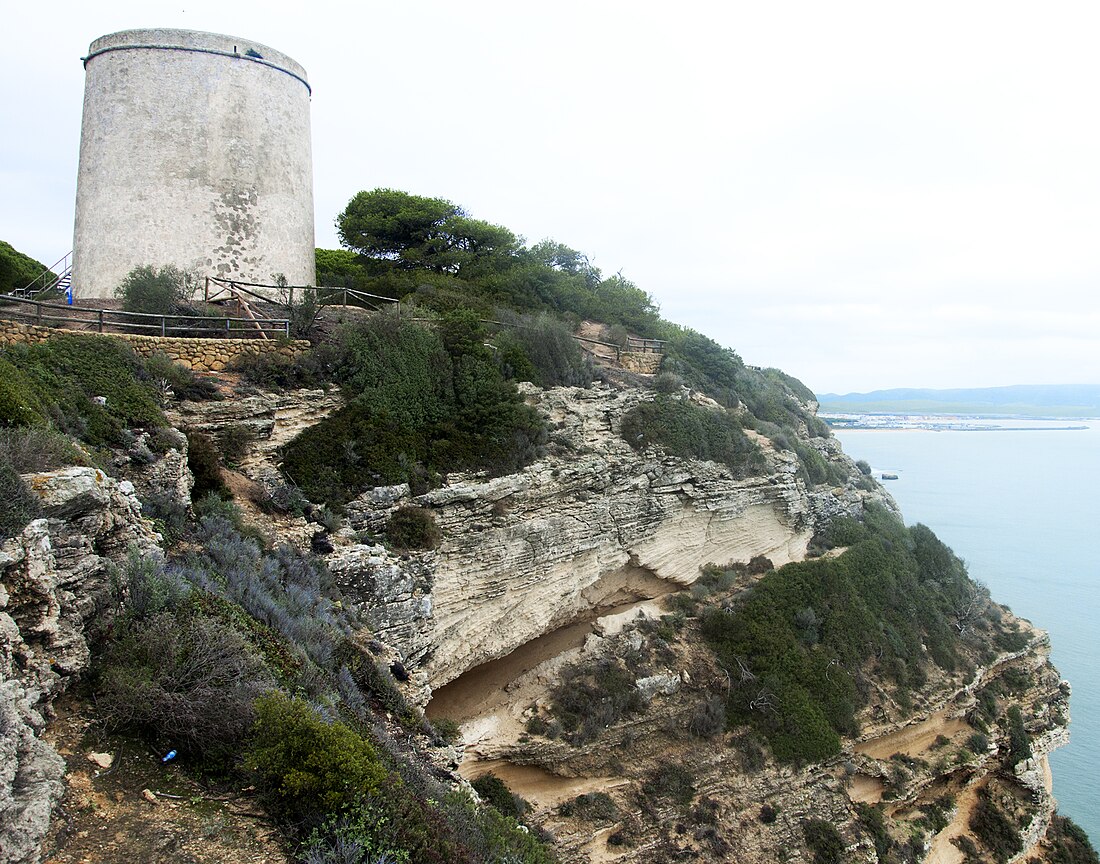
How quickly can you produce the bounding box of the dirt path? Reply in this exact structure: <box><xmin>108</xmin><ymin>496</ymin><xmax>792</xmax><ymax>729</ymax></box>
<box><xmin>856</xmin><ymin>710</ymin><xmax>971</xmax><ymax>760</ymax></box>
<box><xmin>925</xmin><ymin>779</ymin><xmax>986</xmax><ymax>864</ymax></box>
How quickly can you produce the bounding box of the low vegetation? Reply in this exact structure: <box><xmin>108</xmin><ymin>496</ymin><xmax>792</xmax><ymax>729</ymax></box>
<box><xmin>0</xmin><ymin>239</ymin><xmax>47</xmax><ymax>294</ymax></box>
<box><xmin>620</xmin><ymin>394</ymin><xmax>766</xmax><ymax>478</ymax></box>
<box><xmin>92</xmin><ymin>504</ymin><xmax>556</xmax><ymax>863</ymax></box>
<box><xmin>701</xmin><ymin>506</ymin><xmax>998</xmax><ymax>762</ymax></box>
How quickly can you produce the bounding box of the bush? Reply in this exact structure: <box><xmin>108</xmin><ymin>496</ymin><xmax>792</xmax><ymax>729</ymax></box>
<box><xmin>114</xmin><ymin>264</ymin><xmax>196</xmax><ymax>314</ymax></box>
<box><xmin>494</xmin><ymin>312</ymin><xmax>592</xmax><ymax>388</ymax></box>
<box><xmin>282</xmin><ymin>312</ymin><xmax>545</xmax><ymax>507</ymax></box>
<box><xmin>1044</xmin><ymin>814</ymin><xmax>1100</xmax><ymax>864</ymax></box>
<box><xmin>471</xmin><ymin>773</ymin><xmax>529</xmax><ymax>820</ymax></box>
<box><xmin>547</xmin><ymin>659</ymin><xmax>643</xmax><ymax>743</ymax></box>
<box><xmin>215</xmin><ymin>424</ymin><xmax>257</xmax><ymax>469</ymax></box>
<box><xmin>701</xmin><ymin>510</ymin><xmax>983</xmax><ymax>764</ymax></box>
<box><xmin>620</xmin><ymin>395</ymin><xmax>765</xmax><ymax>478</ymax></box>
<box><xmin>97</xmin><ymin>611</ymin><xmax>273</xmax><ymax>766</ymax></box>
<box><xmin>803</xmin><ymin>819</ymin><xmax>845</xmax><ymax>864</ymax></box>
<box><xmin>558</xmin><ymin>792</ymin><xmax>618</xmax><ymax>822</ymax></box>
<box><xmin>642</xmin><ymin>763</ymin><xmax>696</xmax><ymax>805</ymax></box>
<box><xmin>966</xmin><ymin>732</ymin><xmax>991</xmax><ymax>754</ymax></box>
<box><xmin>0</xmin><ymin>426</ymin><xmax>85</xmax><ymax>471</ymax></box>
<box><xmin>141</xmin><ymin>352</ymin><xmax>219</xmax><ymax>402</ymax></box>
<box><xmin>856</xmin><ymin>802</ymin><xmax>891</xmax><ymax>859</ymax></box>
<box><xmin>0</xmin><ymin>240</ymin><xmax>48</xmax><ymax>294</ymax></box>
<box><xmin>855</xmin><ymin>459</ymin><xmax>872</xmax><ymax>476</ymax></box>
<box><xmin>1</xmin><ymin>335</ymin><xmax>167</xmax><ymax>447</ymax></box>
<box><xmin>688</xmin><ymin>695</ymin><xmax>727</xmax><ymax>738</ymax></box>
<box><xmin>231</xmin><ymin>341</ymin><xmax>342</xmax><ymax>390</ymax></box>
<box><xmin>970</xmin><ymin>790</ymin><xmax>1022</xmax><ymax>864</ymax></box>
<box><xmin>247</xmin><ymin>693</ymin><xmax>387</xmax><ymax>821</ymax></box>
<box><xmin>1005</xmin><ymin>705</ymin><xmax>1032</xmax><ymax>767</ymax></box>
<box><xmin>386</xmin><ymin>506</ymin><xmax>441</xmax><ymax>551</ymax></box>
<box><xmin>0</xmin><ymin>460</ymin><xmax>40</xmax><ymax>541</ymax></box>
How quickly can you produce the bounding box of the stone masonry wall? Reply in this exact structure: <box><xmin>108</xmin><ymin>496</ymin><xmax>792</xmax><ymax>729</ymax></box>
<box><xmin>0</xmin><ymin>318</ymin><xmax>308</xmax><ymax>372</ymax></box>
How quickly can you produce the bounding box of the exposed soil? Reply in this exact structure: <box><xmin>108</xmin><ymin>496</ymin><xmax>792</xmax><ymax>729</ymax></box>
<box><xmin>855</xmin><ymin>710</ymin><xmax>972</xmax><ymax>760</ymax></box>
<box><xmin>41</xmin><ymin>694</ymin><xmax>287</xmax><ymax>864</ymax></box>
<box><xmin>461</xmin><ymin>759</ymin><xmax>631</xmax><ymax>813</ymax></box>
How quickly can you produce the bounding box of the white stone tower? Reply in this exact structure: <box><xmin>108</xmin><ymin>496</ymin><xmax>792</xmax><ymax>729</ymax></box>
<box><xmin>72</xmin><ymin>28</ymin><xmax>315</xmax><ymax>299</ymax></box>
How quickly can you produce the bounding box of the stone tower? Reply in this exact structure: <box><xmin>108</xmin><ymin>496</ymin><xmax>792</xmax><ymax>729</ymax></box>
<box><xmin>72</xmin><ymin>28</ymin><xmax>315</xmax><ymax>299</ymax></box>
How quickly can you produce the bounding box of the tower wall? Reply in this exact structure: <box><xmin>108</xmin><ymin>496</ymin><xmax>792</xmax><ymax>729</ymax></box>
<box><xmin>72</xmin><ymin>28</ymin><xmax>315</xmax><ymax>299</ymax></box>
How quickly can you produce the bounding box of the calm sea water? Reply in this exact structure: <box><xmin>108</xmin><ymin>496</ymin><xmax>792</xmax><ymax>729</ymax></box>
<box><xmin>834</xmin><ymin>422</ymin><xmax>1098</xmax><ymax>842</ymax></box>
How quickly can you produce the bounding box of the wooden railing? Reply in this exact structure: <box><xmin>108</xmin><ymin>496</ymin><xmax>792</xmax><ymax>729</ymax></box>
<box><xmin>0</xmin><ymin>292</ymin><xmax>290</xmax><ymax>338</ymax></box>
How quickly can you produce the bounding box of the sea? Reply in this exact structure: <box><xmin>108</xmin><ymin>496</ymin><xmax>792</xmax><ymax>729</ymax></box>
<box><xmin>833</xmin><ymin>419</ymin><xmax>1098</xmax><ymax>842</ymax></box>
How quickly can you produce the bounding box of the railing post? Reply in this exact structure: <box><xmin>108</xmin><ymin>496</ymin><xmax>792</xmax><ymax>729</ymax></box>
<box><xmin>160</xmin><ymin>316</ymin><xmax>166</xmax><ymax>337</ymax></box>
<box><xmin>343</xmin><ymin>288</ymin><xmax>348</xmax><ymax>307</ymax></box>
<box><xmin>98</xmin><ymin>309</ymin><xmax>104</xmax><ymax>333</ymax></box>
<box><xmin>226</xmin><ymin>318</ymin><xmax>231</xmax><ymax>336</ymax></box>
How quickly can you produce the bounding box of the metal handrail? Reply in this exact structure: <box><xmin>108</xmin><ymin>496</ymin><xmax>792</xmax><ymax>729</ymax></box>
<box><xmin>18</xmin><ymin>252</ymin><xmax>72</xmax><ymax>298</ymax></box>
<box><xmin>0</xmin><ymin>292</ymin><xmax>290</xmax><ymax>338</ymax></box>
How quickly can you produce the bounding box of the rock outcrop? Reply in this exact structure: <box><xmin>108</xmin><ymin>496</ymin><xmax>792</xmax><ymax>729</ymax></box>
<box><xmin>0</xmin><ymin>468</ymin><xmax>160</xmax><ymax>864</ymax></box>
<box><xmin>327</xmin><ymin>382</ymin><xmax>892</xmax><ymax>694</ymax></box>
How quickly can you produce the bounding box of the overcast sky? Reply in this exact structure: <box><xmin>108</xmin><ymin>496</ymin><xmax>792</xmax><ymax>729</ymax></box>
<box><xmin>3</xmin><ymin>1</ymin><xmax>1098</xmax><ymax>393</ymax></box>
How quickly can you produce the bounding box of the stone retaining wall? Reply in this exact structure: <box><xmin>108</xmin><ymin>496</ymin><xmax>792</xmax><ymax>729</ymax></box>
<box><xmin>619</xmin><ymin>351</ymin><xmax>663</xmax><ymax>374</ymax></box>
<box><xmin>0</xmin><ymin>318</ymin><xmax>309</xmax><ymax>372</ymax></box>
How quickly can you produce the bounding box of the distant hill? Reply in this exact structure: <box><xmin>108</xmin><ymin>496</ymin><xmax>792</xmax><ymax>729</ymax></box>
<box><xmin>816</xmin><ymin>384</ymin><xmax>1100</xmax><ymax>417</ymax></box>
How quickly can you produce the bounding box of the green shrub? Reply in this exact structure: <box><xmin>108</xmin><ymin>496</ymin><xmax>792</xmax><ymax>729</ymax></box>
<box><xmin>386</xmin><ymin>506</ymin><xmax>441</xmax><ymax>551</ymax></box>
<box><xmin>231</xmin><ymin>340</ymin><xmax>342</xmax><ymax>389</ymax></box>
<box><xmin>0</xmin><ymin>240</ymin><xmax>49</xmax><ymax>294</ymax></box>
<box><xmin>546</xmin><ymin>659</ymin><xmax>643</xmax><ymax>743</ymax></box>
<box><xmin>853</xmin><ymin>801</ymin><xmax>888</xmax><ymax>854</ymax></box>
<box><xmin>855</xmin><ymin>459</ymin><xmax>872</xmax><ymax>476</ymax></box>
<box><xmin>1044</xmin><ymin>814</ymin><xmax>1100</xmax><ymax>864</ymax></box>
<box><xmin>0</xmin><ymin>355</ymin><xmax>47</xmax><ymax>427</ymax></box>
<box><xmin>282</xmin><ymin>312</ymin><xmax>545</xmax><ymax>507</ymax></box>
<box><xmin>1</xmin><ymin>335</ymin><xmax>167</xmax><ymax>447</ymax></box>
<box><xmin>494</xmin><ymin>312</ymin><xmax>592</xmax><ymax>388</ymax></box>
<box><xmin>471</xmin><ymin>773</ymin><xmax>529</xmax><ymax>820</ymax></box>
<box><xmin>97</xmin><ymin>610</ymin><xmax>272</xmax><ymax>766</ymax></box>
<box><xmin>966</xmin><ymin>731</ymin><xmax>990</xmax><ymax>754</ymax></box>
<box><xmin>0</xmin><ymin>461</ymin><xmax>40</xmax><ymax>541</ymax></box>
<box><xmin>215</xmin><ymin>424</ymin><xmax>257</xmax><ymax>469</ymax></box>
<box><xmin>620</xmin><ymin>395</ymin><xmax>765</xmax><ymax>478</ymax></box>
<box><xmin>642</xmin><ymin>763</ymin><xmax>696</xmax><ymax>805</ymax></box>
<box><xmin>970</xmin><ymin>790</ymin><xmax>1022</xmax><ymax>864</ymax></box>
<box><xmin>702</xmin><ymin>510</ymin><xmax>984</xmax><ymax>764</ymax></box>
<box><xmin>804</xmin><ymin>819</ymin><xmax>845</xmax><ymax>864</ymax></box>
<box><xmin>1005</xmin><ymin>705</ymin><xmax>1032</xmax><ymax>767</ymax></box>
<box><xmin>0</xmin><ymin>426</ymin><xmax>85</xmax><ymax>471</ymax></box>
<box><xmin>558</xmin><ymin>792</ymin><xmax>618</xmax><ymax>822</ymax></box>
<box><xmin>141</xmin><ymin>352</ymin><xmax>219</xmax><ymax>402</ymax></box>
<box><xmin>114</xmin><ymin>264</ymin><xmax>196</xmax><ymax>314</ymax></box>
<box><xmin>247</xmin><ymin>693</ymin><xmax>387</xmax><ymax>821</ymax></box>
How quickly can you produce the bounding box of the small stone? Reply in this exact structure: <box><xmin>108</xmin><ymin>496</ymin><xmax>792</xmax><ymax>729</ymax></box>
<box><xmin>87</xmin><ymin>751</ymin><xmax>113</xmax><ymax>769</ymax></box>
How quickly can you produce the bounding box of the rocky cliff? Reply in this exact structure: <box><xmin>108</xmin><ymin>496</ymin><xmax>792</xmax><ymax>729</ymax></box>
<box><xmin>0</xmin><ymin>468</ymin><xmax>161</xmax><ymax>864</ymax></box>
<box><xmin>2</xmin><ymin>376</ymin><xmax>1077</xmax><ymax>864</ymax></box>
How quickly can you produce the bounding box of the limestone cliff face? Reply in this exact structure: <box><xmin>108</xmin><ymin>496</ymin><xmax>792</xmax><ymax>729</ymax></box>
<box><xmin>326</xmin><ymin>382</ymin><xmax>894</xmax><ymax>695</ymax></box>
<box><xmin>0</xmin><ymin>468</ymin><xmax>162</xmax><ymax>864</ymax></box>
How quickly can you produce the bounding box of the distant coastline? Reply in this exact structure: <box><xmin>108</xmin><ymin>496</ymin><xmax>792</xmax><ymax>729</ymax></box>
<box><xmin>822</xmin><ymin>413</ymin><xmax>1093</xmax><ymax>432</ymax></box>
<box><xmin>817</xmin><ymin>383</ymin><xmax>1100</xmax><ymax>419</ymax></box>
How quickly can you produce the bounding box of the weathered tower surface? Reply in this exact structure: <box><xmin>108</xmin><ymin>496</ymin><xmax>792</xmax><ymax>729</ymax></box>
<box><xmin>72</xmin><ymin>29</ymin><xmax>315</xmax><ymax>299</ymax></box>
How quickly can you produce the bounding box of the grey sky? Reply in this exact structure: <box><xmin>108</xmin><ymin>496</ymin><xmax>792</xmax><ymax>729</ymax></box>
<box><xmin>3</xmin><ymin>1</ymin><xmax>1098</xmax><ymax>393</ymax></box>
